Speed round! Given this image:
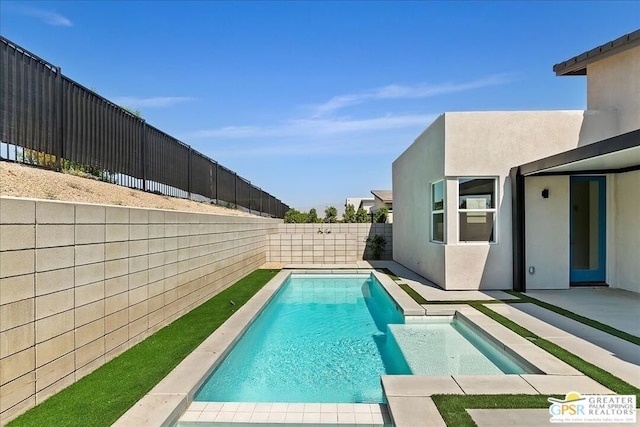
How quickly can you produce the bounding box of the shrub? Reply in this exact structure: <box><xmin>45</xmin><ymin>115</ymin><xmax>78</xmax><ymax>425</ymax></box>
<box><xmin>366</xmin><ymin>234</ymin><xmax>387</xmax><ymax>260</ymax></box>
<box><xmin>373</xmin><ymin>206</ymin><xmax>388</xmax><ymax>223</ymax></box>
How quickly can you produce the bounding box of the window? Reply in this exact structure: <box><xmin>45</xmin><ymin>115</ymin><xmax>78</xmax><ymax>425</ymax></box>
<box><xmin>431</xmin><ymin>180</ymin><xmax>445</xmax><ymax>242</ymax></box>
<box><xmin>458</xmin><ymin>178</ymin><xmax>497</xmax><ymax>243</ymax></box>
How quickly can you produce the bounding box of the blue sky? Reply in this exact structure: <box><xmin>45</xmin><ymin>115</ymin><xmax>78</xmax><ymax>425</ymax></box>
<box><xmin>1</xmin><ymin>1</ymin><xmax>638</xmax><ymax>212</ymax></box>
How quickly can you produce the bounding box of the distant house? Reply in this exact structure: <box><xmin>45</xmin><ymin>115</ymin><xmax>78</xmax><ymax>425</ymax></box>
<box><xmin>345</xmin><ymin>197</ymin><xmax>375</xmax><ymax>214</ymax></box>
<box><xmin>393</xmin><ymin>30</ymin><xmax>639</xmax><ymax>293</ymax></box>
<box><xmin>371</xmin><ymin>190</ymin><xmax>393</xmax><ymax>223</ymax></box>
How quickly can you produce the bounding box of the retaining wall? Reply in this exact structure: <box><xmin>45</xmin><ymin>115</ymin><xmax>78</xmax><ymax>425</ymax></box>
<box><xmin>0</xmin><ymin>198</ymin><xmax>394</xmax><ymax>424</ymax></box>
<box><xmin>267</xmin><ymin>223</ymin><xmax>393</xmax><ymax>262</ymax></box>
<box><xmin>0</xmin><ymin>197</ymin><xmax>279</xmax><ymax>424</ymax></box>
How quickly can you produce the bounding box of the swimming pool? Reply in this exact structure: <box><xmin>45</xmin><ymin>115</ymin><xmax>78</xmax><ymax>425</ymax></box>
<box><xmin>195</xmin><ymin>274</ymin><xmax>409</xmax><ymax>403</ymax></box>
<box><xmin>194</xmin><ymin>273</ymin><xmax>530</xmax><ymax>404</ymax></box>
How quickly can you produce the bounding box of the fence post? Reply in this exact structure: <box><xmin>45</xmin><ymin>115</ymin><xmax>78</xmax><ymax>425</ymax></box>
<box><xmin>234</xmin><ymin>173</ymin><xmax>238</xmax><ymax>208</ymax></box>
<box><xmin>141</xmin><ymin>120</ymin><xmax>147</xmax><ymax>191</ymax></box>
<box><xmin>210</xmin><ymin>162</ymin><xmax>214</xmax><ymax>203</ymax></box>
<box><xmin>215</xmin><ymin>162</ymin><xmax>219</xmax><ymax>204</ymax></box>
<box><xmin>187</xmin><ymin>146</ymin><xmax>192</xmax><ymax>199</ymax></box>
<box><xmin>55</xmin><ymin>67</ymin><xmax>63</xmax><ymax>171</ymax></box>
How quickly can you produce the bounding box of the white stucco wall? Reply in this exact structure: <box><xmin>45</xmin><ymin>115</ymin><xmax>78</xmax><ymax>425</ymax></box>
<box><xmin>613</xmin><ymin>170</ymin><xmax>640</xmax><ymax>293</ymax></box>
<box><xmin>392</xmin><ymin>115</ymin><xmax>446</xmax><ymax>287</ymax></box>
<box><xmin>361</xmin><ymin>199</ymin><xmax>375</xmax><ymax>213</ymax></box>
<box><xmin>394</xmin><ymin>95</ymin><xmax>633</xmax><ymax>291</ymax></box>
<box><xmin>524</xmin><ymin>176</ymin><xmax>570</xmax><ymax>289</ymax></box>
<box><xmin>587</xmin><ymin>45</ymin><xmax>640</xmax><ymax>135</ymax></box>
<box><xmin>441</xmin><ymin>111</ymin><xmax>592</xmax><ymax>289</ymax></box>
<box><xmin>443</xmin><ymin>111</ymin><xmax>597</xmax><ymax>176</ymax></box>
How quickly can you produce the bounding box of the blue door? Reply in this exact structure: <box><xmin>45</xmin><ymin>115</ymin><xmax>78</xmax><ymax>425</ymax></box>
<box><xmin>570</xmin><ymin>176</ymin><xmax>606</xmax><ymax>283</ymax></box>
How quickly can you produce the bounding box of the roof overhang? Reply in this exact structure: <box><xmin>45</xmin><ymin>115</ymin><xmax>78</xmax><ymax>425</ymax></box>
<box><xmin>370</xmin><ymin>190</ymin><xmax>393</xmax><ymax>203</ymax></box>
<box><xmin>553</xmin><ymin>29</ymin><xmax>640</xmax><ymax>76</ymax></box>
<box><xmin>518</xmin><ymin>129</ymin><xmax>640</xmax><ymax>176</ymax></box>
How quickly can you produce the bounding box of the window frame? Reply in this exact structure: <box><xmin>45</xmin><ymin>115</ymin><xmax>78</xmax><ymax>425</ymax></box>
<box><xmin>430</xmin><ymin>179</ymin><xmax>445</xmax><ymax>243</ymax></box>
<box><xmin>457</xmin><ymin>177</ymin><xmax>498</xmax><ymax>244</ymax></box>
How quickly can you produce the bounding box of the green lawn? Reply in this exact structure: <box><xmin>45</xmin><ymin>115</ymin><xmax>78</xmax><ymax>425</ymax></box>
<box><xmin>9</xmin><ymin>269</ymin><xmax>280</xmax><ymax>427</ymax></box>
<box><xmin>432</xmin><ymin>394</ymin><xmax>562</xmax><ymax>427</ymax></box>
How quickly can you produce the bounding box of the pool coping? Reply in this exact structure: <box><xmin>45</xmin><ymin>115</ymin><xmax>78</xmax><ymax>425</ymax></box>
<box><xmin>113</xmin><ymin>269</ymin><xmax>612</xmax><ymax>426</ymax></box>
<box><xmin>113</xmin><ymin>270</ymin><xmax>291</xmax><ymax>427</ymax></box>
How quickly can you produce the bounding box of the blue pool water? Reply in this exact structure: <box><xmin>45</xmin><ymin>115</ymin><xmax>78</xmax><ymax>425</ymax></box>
<box><xmin>195</xmin><ymin>274</ymin><xmax>409</xmax><ymax>403</ymax></box>
<box><xmin>194</xmin><ymin>273</ymin><xmax>530</xmax><ymax>403</ymax></box>
<box><xmin>387</xmin><ymin>320</ymin><xmax>529</xmax><ymax>375</ymax></box>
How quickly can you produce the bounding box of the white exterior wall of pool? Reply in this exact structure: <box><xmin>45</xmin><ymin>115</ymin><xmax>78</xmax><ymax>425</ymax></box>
<box><xmin>393</xmin><ymin>111</ymin><xmax>617</xmax><ymax>290</ymax></box>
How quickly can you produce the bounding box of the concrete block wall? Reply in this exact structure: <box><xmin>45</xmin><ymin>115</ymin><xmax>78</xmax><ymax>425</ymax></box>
<box><xmin>267</xmin><ymin>223</ymin><xmax>393</xmax><ymax>263</ymax></box>
<box><xmin>0</xmin><ymin>197</ymin><xmax>279</xmax><ymax>424</ymax></box>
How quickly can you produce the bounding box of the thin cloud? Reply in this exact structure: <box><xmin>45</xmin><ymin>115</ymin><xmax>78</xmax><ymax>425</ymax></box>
<box><xmin>206</xmin><ymin>141</ymin><xmax>397</xmax><ymax>158</ymax></box>
<box><xmin>186</xmin><ymin>113</ymin><xmax>437</xmax><ymax>160</ymax></box>
<box><xmin>185</xmin><ymin>75</ymin><xmax>512</xmax><ymax>158</ymax></box>
<box><xmin>310</xmin><ymin>74</ymin><xmax>514</xmax><ymax>118</ymax></box>
<box><xmin>187</xmin><ymin>114</ymin><xmax>437</xmax><ymax>140</ymax></box>
<box><xmin>18</xmin><ymin>6</ymin><xmax>73</xmax><ymax>26</ymax></box>
<box><xmin>111</xmin><ymin>96</ymin><xmax>195</xmax><ymax>108</ymax></box>
<box><xmin>200</xmin><ymin>131</ymin><xmax>419</xmax><ymax>158</ymax></box>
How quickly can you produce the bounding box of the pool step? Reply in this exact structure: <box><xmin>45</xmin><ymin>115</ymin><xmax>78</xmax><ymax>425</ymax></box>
<box><xmin>388</xmin><ymin>323</ymin><xmax>441</xmax><ymax>375</ymax></box>
<box><xmin>387</xmin><ymin>323</ymin><xmax>506</xmax><ymax>375</ymax></box>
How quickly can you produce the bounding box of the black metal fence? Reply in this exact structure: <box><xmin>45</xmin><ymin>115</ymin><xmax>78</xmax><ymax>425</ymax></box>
<box><xmin>0</xmin><ymin>36</ymin><xmax>289</xmax><ymax>218</ymax></box>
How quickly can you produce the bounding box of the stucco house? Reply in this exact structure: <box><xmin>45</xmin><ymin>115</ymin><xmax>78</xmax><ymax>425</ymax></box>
<box><xmin>345</xmin><ymin>197</ymin><xmax>375</xmax><ymax>214</ymax></box>
<box><xmin>371</xmin><ymin>190</ymin><xmax>393</xmax><ymax>223</ymax></box>
<box><xmin>393</xmin><ymin>30</ymin><xmax>639</xmax><ymax>293</ymax></box>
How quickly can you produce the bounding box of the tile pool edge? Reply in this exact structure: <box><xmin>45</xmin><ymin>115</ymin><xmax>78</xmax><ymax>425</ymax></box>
<box><xmin>453</xmin><ymin>307</ymin><xmax>583</xmax><ymax>376</ymax></box>
<box><xmin>113</xmin><ymin>270</ymin><xmax>291</xmax><ymax>427</ymax></box>
<box><xmin>113</xmin><ymin>270</ymin><xmax>400</xmax><ymax>426</ymax></box>
<box><xmin>114</xmin><ymin>267</ymin><xmax>589</xmax><ymax>427</ymax></box>
<box><xmin>370</xmin><ymin>271</ymin><xmax>426</xmax><ymax>316</ymax></box>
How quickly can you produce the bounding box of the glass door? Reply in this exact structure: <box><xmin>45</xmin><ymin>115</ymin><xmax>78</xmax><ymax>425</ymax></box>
<box><xmin>570</xmin><ymin>176</ymin><xmax>606</xmax><ymax>283</ymax></box>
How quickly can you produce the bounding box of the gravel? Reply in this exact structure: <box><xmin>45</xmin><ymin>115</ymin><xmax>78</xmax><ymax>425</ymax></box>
<box><xmin>0</xmin><ymin>161</ymin><xmax>258</xmax><ymax>217</ymax></box>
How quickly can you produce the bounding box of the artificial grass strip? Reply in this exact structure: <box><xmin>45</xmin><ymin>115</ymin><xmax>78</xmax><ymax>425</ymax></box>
<box><xmin>9</xmin><ymin>269</ymin><xmax>280</xmax><ymax>427</ymax></box>
<box><xmin>397</xmin><ymin>282</ymin><xmax>522</xmax><ymax>306</ymax></box>
<box><xmin>432</xmin><ymin>394</ymin><xmax>561</xmax><ymax>427</ymax></box>
<box><xmin>425</xmin><ymin>299</ymin><xmax>527</xmax><ymax>305</ymax></box>
<box><xmin>397</xmin><ymin>284</ymin><xmax>640</xmax><ymax>422</ymax></box>
<box><xmin>506</xmin><ymin>291</ymin><xmax>640</xmax><ymax>345</ymax></box>
<box><xmin>399</xmin><ymin>283</ymin><xmax>428</xmax><ymax>304</ymax></box>
<box><xmin>472</xmin><ymin>303</ymin><xmax>640</xmax><ymax>401</ymax></box>
<box><xmin>376</xmin><ymin>267</ymin><xmax>401</xmax><ymax>281</ymax></box>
